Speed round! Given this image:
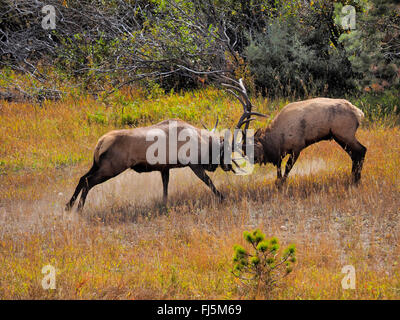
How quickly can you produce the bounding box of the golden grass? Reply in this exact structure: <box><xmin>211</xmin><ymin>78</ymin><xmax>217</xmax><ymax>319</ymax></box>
<box><xmin>0</xmin><ymin>88</ymin><xmax>399</xmax><ymax>299</ymax></box>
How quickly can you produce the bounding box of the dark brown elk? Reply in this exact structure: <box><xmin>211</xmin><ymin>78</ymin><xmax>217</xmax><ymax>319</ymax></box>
<box><xmin>65</xmin><ymin>119</ymin><xmax>232</xmax><ymax>212</ymax></box>
<box><xmin>225</xmin><ymin>78</ymin><xmax>367</xmax><ymax>185</ymax></box>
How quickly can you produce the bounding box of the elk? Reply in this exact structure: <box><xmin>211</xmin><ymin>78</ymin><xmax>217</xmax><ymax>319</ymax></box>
<box><xmin>65</xmin><ymin>119</ymin><xmax>233</xmax><ymax>212</ymax></box>
<box><xmin>224</xmin><ymin>78</ymin><xmax>367</xmax><ymax>185</ymax></box>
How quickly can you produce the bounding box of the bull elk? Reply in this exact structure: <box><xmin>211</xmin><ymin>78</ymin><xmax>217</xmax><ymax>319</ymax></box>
<box><xmin>65</xmin><ymin>119</ymin><xmax>233</xmax><ymax>212</ymax></box>
<box><xmin>225</xmin><ymin>77</ymin><xmax>367</xmax><ymax>185</ymax></box>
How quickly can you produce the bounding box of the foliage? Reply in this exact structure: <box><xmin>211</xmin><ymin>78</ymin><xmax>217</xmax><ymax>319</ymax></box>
<box><xmin>338</xmin><ymin>0</ymin><xmax>400</xmax><ymax>91</ymax></box>
<box><xmin>232</xmin><ymin>229</ymin><xmax>296</xmax><ymax>298</ymax></box>
<box><xmin>246</xmin><ymin>19</ymin><xmax>354</xmax><ymax>98</ymax></box>
<box><xmin>351</xmin><ymin>89</ymin><xmax>400</xmax><ymax>125</ymax></box>
<box><xmin>0</xmin><ymin>0</ymin><xmax>241</xmax><ymax>92</ymax></box>
<box><xmin>245</xmin><ymin>0</ymin><xmax>368</xmax><ymax>98</ymax></box>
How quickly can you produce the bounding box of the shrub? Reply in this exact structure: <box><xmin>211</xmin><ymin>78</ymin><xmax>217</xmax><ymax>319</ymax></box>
<box><xmin>246</xmin><ymin>18</ymin><xmax>355</xmax><ymax>99</ymax></box>
<box><xmin>232</xmin><ymin>229</ymin><xmax>296</xmax><ymax>299</ymax></box>
<box><xmin>87</xmin><ymin>111</ymin><xmax>107</xmax><ymax>125</ymax></box>
<box><xmin>351</xmin><ymin>90</ymin><xmax>400</xmax><ymax>125</ymax></box>
<box><xmin>338</xmin><ymin>0</ymin><xmax>400</xmax><ymax>92</ymax></box>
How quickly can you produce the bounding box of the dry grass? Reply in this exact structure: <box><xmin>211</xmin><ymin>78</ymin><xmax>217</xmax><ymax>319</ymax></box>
<box><xmin>0</xmin><ymin>89</ymin><xmax>399</xmax><ymax>299</ymax></box>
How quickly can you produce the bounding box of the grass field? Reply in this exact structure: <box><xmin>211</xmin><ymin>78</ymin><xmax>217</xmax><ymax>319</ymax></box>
<box><xmin>1</xmin><ymin>88</ymin><xmax>399</xmax><ymax>299</ymax></box>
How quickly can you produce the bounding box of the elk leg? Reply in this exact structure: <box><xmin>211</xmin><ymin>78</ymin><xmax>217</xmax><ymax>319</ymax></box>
<box><xmin>333</xmin><ymin>136</ymin><xmax>367</xmax><ymax>183</ymax></box>
<box><xmin>275</xmin><ymin>159</ymin><xmax>284</xmax><ymax>188</ymax></box>
<box><xmin>77</xmin><ymin>172</ymin><xmax>114</xmax><ymax>212</ymax></box>
<box><xmin>190</xmin><ymin>166</ymin><xmax>224</xmax><ymax>200</ymax></box>
<box><xmin>276</xmin><ymin>159</ymin><xmax>282</xmax><ymax>180</ymax></box>
<box><xmin>65</xmin><ymin>176</ymin><xmax>86</xmax><ymax>211</ymax></box>
<box><xmin>350</xmin><ymin>141</ymin><xmax>366</xmax><ymax>183</ymax></box>
<box><xmin>65</xmin><ymin>162</ymin><xmax>98</xmax><ymax>211</ymax></box>
<box><xmin>283</xmin><ymin>152</ymin><xmax>300</xmax><ymax>180</ymax></box>
<box><xmin>161</xmin><ymin>169</ymin><xmax>170</xmax><ymax>204</ymax></box>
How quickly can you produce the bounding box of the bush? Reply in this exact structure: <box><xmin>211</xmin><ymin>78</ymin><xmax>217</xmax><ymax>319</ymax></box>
<box><xmin>87</xmin><ymin>111</ymin><xmax>107</xmax><ymax>125</ymax></box>
<box><xmin>232</xmin><ymin>229</ymin><xmax>296</xmax><ymax>299</ymax></box>
<box><xmin>338</xmin><ymin>0</ymin><xmax>400</xmax><ymax>92</ymax></box>
<box><xmin>246</xmin><ymin>18</ymin><xmax>355</xmax><ymax>99</ymax></box>
<box><xmin>351</xmin><ymin>90</ymin><xmax>400</xmax><ymax>125</ymax></box>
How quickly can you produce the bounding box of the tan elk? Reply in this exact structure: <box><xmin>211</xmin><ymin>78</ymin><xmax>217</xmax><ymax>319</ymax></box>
<box><xmin>224</xmin><ymin>78</ymin><xmax>367</xmax><ymax>185</ymax></box>
<box><xmin>65</xmin><ymin>119</ymin><xmax>233</xmax><ymax>212</ymax></box>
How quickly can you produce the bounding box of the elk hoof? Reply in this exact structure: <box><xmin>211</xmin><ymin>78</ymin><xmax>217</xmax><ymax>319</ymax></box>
<box><xmin>65</xmin><ymin>203</ymin><xmax>72</xmax><ymax>211</ymax></box>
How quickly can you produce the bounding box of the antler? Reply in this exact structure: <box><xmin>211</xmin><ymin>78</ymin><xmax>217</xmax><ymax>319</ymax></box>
<box><xmin>221</xmin><ymin>77</ymin><xmax>266</xmax><ymax>131</ymax></box>
<box><xmin>201</xmin><ymin>116</ymin><xmax>219</xmax><ymax>133</ymax></box>
<box><xmin>221</xmin><ymin>76</ymin><xmax>251</xmax><ymax>113</ymax></box>
<box><xmin>221</xmin><ymin>76</ymin><xmax>266</xmax><ymax>152</ymax></box>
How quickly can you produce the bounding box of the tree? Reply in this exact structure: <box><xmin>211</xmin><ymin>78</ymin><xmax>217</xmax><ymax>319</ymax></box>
<box><xmin>338</xmin><ymin>0</ymin><xmax>400</xmax><ymax>91</ymax></box>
